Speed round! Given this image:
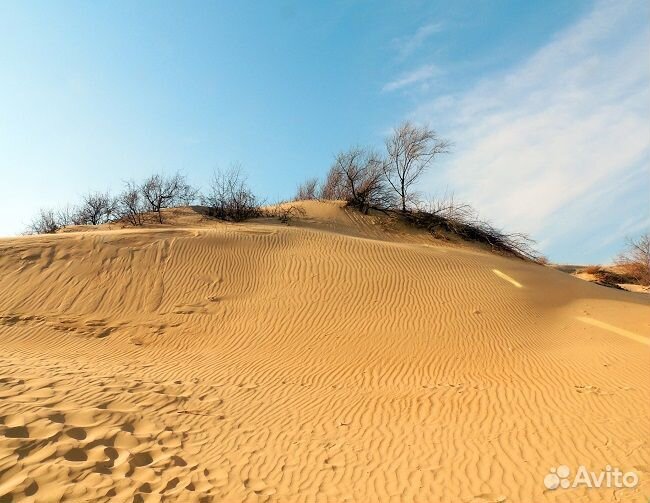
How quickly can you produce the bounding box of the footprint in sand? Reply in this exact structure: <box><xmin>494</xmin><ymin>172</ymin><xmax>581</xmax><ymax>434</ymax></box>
<box><xmin>4</xmin><ymin>425</ymin><xmax>29</xmax><ymax>438</ymax></box>
<box><xmin>471</xmin><ymin>494</ymin><xmax>507</xmax><ymax>503</ymax></box>
<box><xmin>65</xmin><ymin>427</ymin><xmax>87</xmax><ymax>440</ymax></box>
<box><xmin>574</xmin><ymin>384</ymin><xmax>606</xmax><ymax>395</ymax></box>
<box><xmin>0</xmin><ymin>371</ymin><xmax>215</xmax><ymax>502</ymax></box>
<box><xmin>325</xmin><ymin>452</ymin><xmax>346</xmax><ymax>468</ymax></box>
<box><xmin>64</xmin><ymin>447</ymin><xmax>88</xmax><ymax>462</ymax></box>
<box><xmin>198</xmin><ymin>394</ymin><xmax>223</xmax><ymax>405</ymax></box>
<box><xmin>211</xmin><ymin>468</ymin><xmax>229</xmax><ymax>487</ymax></box>
<box><xmin>244</xmin><ymin>478</ymin><xmax>276</xmax><ymax>496</ymax></box>
<box><xmin>129</xmin><ymin>451</ymin><xmax>153</xmax><ymax>467</ymax></box>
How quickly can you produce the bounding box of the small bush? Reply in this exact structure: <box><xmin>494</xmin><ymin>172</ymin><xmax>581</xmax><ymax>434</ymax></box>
<box><xmin>328</xmin><ymin>147</ymin><xmax>394</xmax><ymax>213</ymax></box>
<box><xmin>201</xmin><ymin>166</ymin><xmax>261</xmax><ymax>222</ymax></box>
<box><xmin>266</xmin><ymin>204</ymin><xmax>307</xmax><ymax>225</ymax></box>
<box><xmin>26</xmin><ymin>209</ymin><xmax>60</xmax><ymax>235</ymax></box>
<box><xmin>295</xmin><ymin>178</ymin><xmax>319</xmax><ymax>201</ymax></box>
<box><xmin>401</xmin><ymin>199</ymin><xmax>541</xmax><ymax>261</ymax></box>
<box><xmin>116</xmin><ymin>181</ymin><xmax>147</xmax><ymax>226</ymax></box>
<box><xmin>74</xmin><ymin>191</ymin><xmax>117</xmax><ymax>225</ymax></box>
<box><xmin>142</xmin><ymin>172</ymin><xmax>197</xmax><ymax>223</ymax></box>
<box><xmin>616</xmin><ymin>233</ymin><xmax>650</xmax><ymax>286</ymax></box>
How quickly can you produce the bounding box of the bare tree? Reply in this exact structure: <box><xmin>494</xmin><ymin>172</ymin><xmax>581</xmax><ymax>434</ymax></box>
<box><xmin>383</xmin><ymin>121</ymin><xmax>450</xmax><ymax>212</ymax></box>
<box><xmin>616</xmin><ymin>233</ymin><xmax>650</xmax><ymax>285</ymax></box>
<box><xmin>117</xmin><ymin>181</ymin><xmax>146</xmax><ymax>226</ymax></box>
<box><xmin>75</xmin><ymin>191</ymin><xmax>117</xmax><ymax>225</ymax></box>
<box><xmin>331</xmin><ymin>147</ymin><xmax>392</xmax><ymax>213</ymax></box>
<box><xmin>295</xmin><ymin>178</ymin><xmax>319</xmax><ymax>200</ymax></box>
<box><xmin>26</xmin><ymin>209</ymin><xmax>60</xmax><ymax>234</ymax></box>
<box><xmin>201</xmin><ymin>165</ymin><xmax>261</xmax><ymax>221</ymax></box>
<box><xmin>319</xmin><ymin>165</ymin><xmax>348</xmax><ymax>200</ymax></box>
<box><xmin>141</xmin><ymin>172</ymin><xmax>196</xmax><ymax>223</ymax></box>
<box><xmin>55</xmin><ymin>205</ymin><xmax>76</xmax><ymax>227</ymax></box>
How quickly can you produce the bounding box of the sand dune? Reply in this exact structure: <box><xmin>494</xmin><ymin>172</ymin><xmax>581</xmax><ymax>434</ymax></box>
<box><xmin>1</xmin><ymin>201</ymin><xmax>649</xmax><ymax>502</ymax></box>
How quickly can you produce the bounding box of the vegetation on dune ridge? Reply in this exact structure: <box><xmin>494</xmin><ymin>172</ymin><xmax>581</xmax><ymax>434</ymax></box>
<box><xmin>18</xmin><ymin>121</ymin><xmax>540</xmax><ymax>263</ymax></box>
<box><xmin>25</xmin><ymin>121</ymin><xmax>647</xmax><ymax>273</ymax></box>
<box><xmin>293</xmin><ymin>122</ymin><xmax>541</xmax><ymax>262</ymax></box>
<box><xmin>566</xmin><ymin>239</ymin><xmax>650</xmax><ymax>290</ymax></box>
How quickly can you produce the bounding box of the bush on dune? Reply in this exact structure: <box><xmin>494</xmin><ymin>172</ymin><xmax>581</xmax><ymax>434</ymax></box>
<box><xmin>616</xmin><ymin>233</ymin><xmax>650</xmax><ymax>286</ymax></box>
<box><xmin>22</xmin><ymin>121</ymin><xmax>549</xmax><ymax>264</ymax></box>
<box><xmin>404</xmin><ymin>199</ymin><xmax>542</xmax><ymax>262</ymax></box>
<box><xmin>201</xmin><ymin>165</ymin><xmax>261</xmax><ymax>222</ymax></box>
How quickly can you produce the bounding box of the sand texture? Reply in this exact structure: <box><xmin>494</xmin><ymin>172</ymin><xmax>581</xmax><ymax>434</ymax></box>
<box><xmin>1</xmin><ymin>201</ymin><xmax>649</xmax><ymax>502</ymax></box>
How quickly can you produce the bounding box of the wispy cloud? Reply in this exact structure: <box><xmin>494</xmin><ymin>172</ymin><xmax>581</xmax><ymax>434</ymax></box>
<box><xmin>392</xmin><ymin>23</ymin><xmax>442</xmax><ymax>59</ymax></box>
<box><xmin>411</xmin><ymin>0</ymin><xmax>650</xmax><ymax>262</ymax></box>
<box><xmin>382</xmin><ymin>64</ymin><xmax>440</xmax><ymax>92</ymax></box>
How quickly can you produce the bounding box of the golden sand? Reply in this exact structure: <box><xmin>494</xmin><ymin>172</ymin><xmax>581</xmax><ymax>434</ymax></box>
<box><xmin>1</xmin><ymin>201</ymin><xmax>648</xmax><ymax>502</ymax></box>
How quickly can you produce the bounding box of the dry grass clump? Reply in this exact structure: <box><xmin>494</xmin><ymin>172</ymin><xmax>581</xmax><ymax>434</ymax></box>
<box><xmin>581</xmin><ymin>265</ymin><xmax>603</xmax><ymax>275</ymax></box>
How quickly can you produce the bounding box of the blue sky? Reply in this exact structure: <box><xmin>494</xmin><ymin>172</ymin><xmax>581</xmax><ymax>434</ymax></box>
<box><xmin>0</xmin><ymin>0</ymin><xmax>648</xmax><ymax>263</ymax></box>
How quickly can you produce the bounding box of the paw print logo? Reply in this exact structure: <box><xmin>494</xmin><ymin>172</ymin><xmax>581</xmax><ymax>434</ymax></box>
<box><xmin>544</xmin><ymin>465</ymin><xmax>571</xmax><ymax>490</ymax></box>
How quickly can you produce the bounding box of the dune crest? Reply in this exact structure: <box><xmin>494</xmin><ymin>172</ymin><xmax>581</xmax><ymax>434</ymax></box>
<box><xmin>1</xmin><ymin>201</ymin><xmax>649</xmax><ymax>502</ymax></box>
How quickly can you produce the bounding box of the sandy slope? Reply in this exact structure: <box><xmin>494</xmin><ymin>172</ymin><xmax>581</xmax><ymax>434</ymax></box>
<box><xmin>1</xmin><ymin>201</ymin><xmax>649</xmax><ymax>503</ymax></box>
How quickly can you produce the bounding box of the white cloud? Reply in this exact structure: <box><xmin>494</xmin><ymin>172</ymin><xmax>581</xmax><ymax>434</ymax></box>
<box><xmin>383</xmin><ymin>64</ymin><xmax>440</xmax><ymax>92</ymax></box>
<box><xmin>412</xmin><ymin>0</ymin><xmax>650</xmax><ymax>262</ymax></box>
<box><xmin>392</xmin><ymin>22</ymin><xmax>442</xmax><ymax>59</ymax></box>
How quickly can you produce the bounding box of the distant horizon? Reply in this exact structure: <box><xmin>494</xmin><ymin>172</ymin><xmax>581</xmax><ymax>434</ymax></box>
<box><xmin>1</xmin><ymin>0</ymin><xmax>648</xmax><ymax>264</ymax></box>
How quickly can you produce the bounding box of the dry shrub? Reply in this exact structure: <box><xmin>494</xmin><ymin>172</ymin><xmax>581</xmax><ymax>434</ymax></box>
<box><xmin>74</xmin><ymin>191</ymin><xmax>117</xmax><ymax>225</ymax></box>
<box><xmin>319</xmin><ymin>166</ymin><xmax>347</xmax><ymax>200</ymax></box>
<box><xmin>116</xmin><ymin>181</ymin><xmax>147</xmax><ymax>226</ymax></box>
<box><xmin>402</xmin><ymin>198</ymin><xmax>541</xmax><ymax>262</ymax></box>
<box><xmin>295</xmin><ymin>178</ymin><xmax>319</xmax><ymax>201</ymax></box>
<box><xmin>536</xmin><ymin>255</ymin><xmax>550</xmax><ymax>266</ymax></box>
<box><xmin>327</xmin><ymin>147</ymin><xmax>395</xmax><ymax>213</ymax></box>
<box><xmin>26</xmin><ymin>209</ymin><xmax>60</xmax><ymax>235</ymax></box>
<box><xmin>142</xmin><ymin>172</ymin><xmax>197</xmax><ymax>223</ymax></box>
<box><xmin>201</xmin><ymin>166</ymin><xmax>261</xmax><ymax>222</ymax></box>
<box><xmin>616</xmin><ymin>233</ymin><xmax>650</xmax><ymax>286</ymax></box>
<box><xmin>265</xmin><ymin>204</ymin><xmax>306</xmax><ymax>225</ymax></box>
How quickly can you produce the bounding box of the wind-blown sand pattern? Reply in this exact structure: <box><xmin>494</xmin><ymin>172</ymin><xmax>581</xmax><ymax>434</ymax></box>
<box><xmin>1</xmin><ymin>201</ymin><xmax>649</xmax><ymax>502</ymax></box>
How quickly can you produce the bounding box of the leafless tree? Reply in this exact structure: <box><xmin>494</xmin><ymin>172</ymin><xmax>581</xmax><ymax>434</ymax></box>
<box><xmin>616</xmin><ymin>233</ymin><xmax>650</xmax><ymax>285</ymax></box>
<box><xmin>141</xmin><ymin>172</ymin><xmax>196</xmax><ymax>223</ymax></box>
<box><xmin>55</xmin><ymin>205</ymin><xmax>76</xmax><ymax>227</ymax></box>
<box><xmin>26</xmin><ymin>209</ymin><xmax>60</xmax><ymax>234</ymax></box>
<box><xmin>75</xmin><ymin>191</ymin><xmax>117</xmax><ymax>225</ymax></box>
<box><xmin>201</xmin><ymin>165</ymin><xmax>261</xmax><ymax>221</ymax></box>
<box><xmin>319</xmin><ymin>166</ymin><xmax>348</xmax><ymax>200</ymax></box>
<box><xmin>26</xmin><ymin>204</ymin><xmax>82</xmax><ymax>234</ymax></box>
<box><xmin>331</xmin><ymin>147</ymin><xmax>393</xmax><ymax>213</ymax></box>
<box><xmin>383</xmin><ymin>121</ymin><xmax>450</xmax><ymax>212</ymax></box>
<box><xmin>295</xmin><ymin>178</ymin><xmax>319</xmax><ymax>200</ymax></box>
<box><xmin>117</xmin><ymin>181</ymin><xmax>146</xmax><ymax>226</ymax></box>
